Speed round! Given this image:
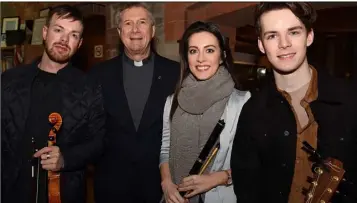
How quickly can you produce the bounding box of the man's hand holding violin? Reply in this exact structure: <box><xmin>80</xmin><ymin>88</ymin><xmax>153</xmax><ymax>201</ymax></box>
<box><xmin>33</xmin><ymin>146</ymin><xmax>64</xmax><ymax>172</ymax></box>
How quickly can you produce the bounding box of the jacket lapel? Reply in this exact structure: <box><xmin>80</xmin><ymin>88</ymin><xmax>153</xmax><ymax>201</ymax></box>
<box><xmin>137</xmin><ymin>55</ymin><xmax>166</xmax><ymax>133</ymax></box>
<box><xmin>19</xmin><ymin>64</ymin><xmax>40</xmax><ymax>135</ymax></box>
<box><xmin>57</xmin><ymin>68</ymin><xmax>74</xmax><ymax>144</ymax></box>
<box><xmin>108</xmin><ymin>55</ymin><xmax>136</xmax><ymax>133</ymax></box>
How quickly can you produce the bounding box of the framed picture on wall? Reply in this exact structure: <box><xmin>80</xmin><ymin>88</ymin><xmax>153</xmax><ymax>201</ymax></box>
<box><xmin>109</xmin><ymin>4</ymin><xmax>122</xmax><ymax>29</ymax></box>
<box><xmin>2</xmin><ymin>17</ymin><xmax>20</xmax><ymax>34</ymax></box>
<box><xmin>1</xmin><ymin>33</ymin><xmax>6</xmax><ymax>47</ymax></box>
<box><xmin>31</xmin><ymin>18</ymin><xmax>46</xmax><ymax>45</ymax></box>
<box><xmin>40</xmin><ymin>7</ymin><xmax>51</xmax><ymax>17</ymax></box>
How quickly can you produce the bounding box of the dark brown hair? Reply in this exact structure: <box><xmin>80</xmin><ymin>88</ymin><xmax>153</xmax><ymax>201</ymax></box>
<box><xmin>170</xmin><ymin>21</ymin><xmax>235</xmax><ymax>119</ymax></box>
<box><xmin>46</xmin><ymin>4</ymin><xmax>84</xmax><ymax>28</ymax></box>
<box><xmin>254</xmin><ymin>2</ymin><xmax>317</xmax><ymax>36</ymax></box>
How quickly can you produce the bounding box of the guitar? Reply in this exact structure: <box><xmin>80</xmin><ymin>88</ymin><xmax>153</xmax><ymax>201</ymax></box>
<box><xmin>302</xmin><ymin>141</ymin><xmax>346</xmax><ymax>203</ymax></box>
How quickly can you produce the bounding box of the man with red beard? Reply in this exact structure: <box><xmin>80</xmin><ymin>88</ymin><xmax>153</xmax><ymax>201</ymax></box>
<box><xmin>1</xmin><ymin>5</ymin><xmax>105</xmax><ymax>203</ymax></box>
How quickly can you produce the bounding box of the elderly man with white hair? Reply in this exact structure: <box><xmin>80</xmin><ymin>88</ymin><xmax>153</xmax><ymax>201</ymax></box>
<box><xmin>89</xmin><ymin>3</ymin><xmax>180</xmax><ymax>203</ymax></box>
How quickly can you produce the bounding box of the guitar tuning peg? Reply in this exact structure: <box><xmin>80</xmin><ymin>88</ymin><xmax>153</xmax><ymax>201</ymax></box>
<box><xmin>332</xmin><ymin>176</ymin><xmax>340</xmax><ymax>181</ymax></box>
<box><xmin>315</xmin><ymin>167</ymin><xmax>324</xmax><ymax>175</ymax></box>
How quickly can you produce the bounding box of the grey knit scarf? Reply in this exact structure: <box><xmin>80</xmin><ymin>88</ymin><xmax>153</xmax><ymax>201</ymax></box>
<box><xmin>169</xmin><ymin>67</ymin><xmax>234</xmax><ymax>201</ymax></box>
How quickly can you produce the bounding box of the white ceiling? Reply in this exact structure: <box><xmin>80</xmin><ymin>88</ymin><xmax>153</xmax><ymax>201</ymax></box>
<box><xmin>209</xmin><ymin>2</ymin><xmax>357</xmax><ymax>28</ymax></box>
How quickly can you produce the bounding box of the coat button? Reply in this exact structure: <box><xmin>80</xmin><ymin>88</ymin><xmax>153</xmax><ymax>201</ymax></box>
<box><xmin>284</xmin><ymin>130</ymin><xmax>290</xmax><ymax>136</ymax></box>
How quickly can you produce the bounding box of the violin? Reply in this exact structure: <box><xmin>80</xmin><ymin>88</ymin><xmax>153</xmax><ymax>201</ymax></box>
<box><xmin>47</xmin><ymin>112</ymin><xmax>63</xmax><ymax>203</ymax></box>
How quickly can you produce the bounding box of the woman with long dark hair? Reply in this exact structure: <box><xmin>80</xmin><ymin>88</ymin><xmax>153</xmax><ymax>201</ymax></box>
<box><xmin>159</xmin><ymin>21</ymin><xmax>250</xmax><ymax>203</ymax></box>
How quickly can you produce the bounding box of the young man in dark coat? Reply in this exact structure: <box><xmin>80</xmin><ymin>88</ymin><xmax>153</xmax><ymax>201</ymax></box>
<box><xmin>1</xmin><ymin>5</ymin><xmax>105</xmax><ymax>203</ymax></box>
<box><xmin>88</xmin><ymin>3</ymin><xmax>180</xmax><ymax>203</ymax></box>
<box><xmin>231</xmin><ymin>3</ymin><xmax>357</xmax><ymax>203</ymax></box>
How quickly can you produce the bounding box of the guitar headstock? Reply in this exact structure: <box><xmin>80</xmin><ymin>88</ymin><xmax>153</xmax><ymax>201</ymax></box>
<box><xmin>305</xmin><ymin>157</ymin><xmax>345</xmax><ymax>203</ymax></box>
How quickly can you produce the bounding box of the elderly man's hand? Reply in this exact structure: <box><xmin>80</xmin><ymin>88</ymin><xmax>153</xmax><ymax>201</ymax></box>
<box><xmin>33</xmin><ymin>146</ymin><xmax>64</xmax><ymax>171</ymax></box>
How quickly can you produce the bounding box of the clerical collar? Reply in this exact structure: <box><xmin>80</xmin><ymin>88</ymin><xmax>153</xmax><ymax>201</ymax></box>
<box><xmin>123</xmin><ymin>52</ymin><xmax>154</xmax><ymax>67</ymax></box>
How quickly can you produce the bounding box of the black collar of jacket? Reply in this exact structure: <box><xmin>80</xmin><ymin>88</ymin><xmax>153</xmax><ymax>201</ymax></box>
<box><xmin>26</xmin><ymin>58</ymin><xmax>78</xmax><ymax>82</ymax></box>
<box><xmin>265</xmin><ymin>69</ymin><xmax>346</xmax><ymax>107</ymax></box>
